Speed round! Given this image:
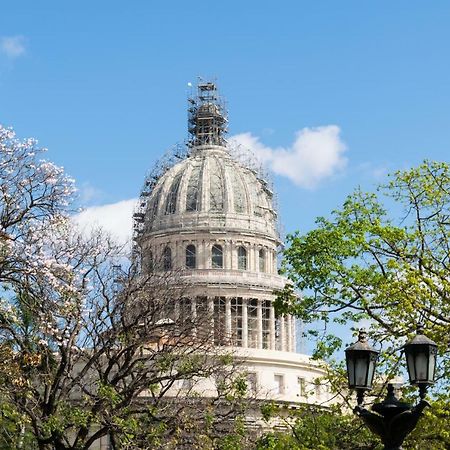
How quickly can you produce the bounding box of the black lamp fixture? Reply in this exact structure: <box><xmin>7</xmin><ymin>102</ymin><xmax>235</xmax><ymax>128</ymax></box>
<box><xmin>345</xmin><ymin>325</ymin><xmax>438</xmax><ymax>450</ymax></box>
<box><xmin>345</xmin><ymin>329</ymin><xmax>379</xmax><ymax>404</ymax></box>
<box><xmin>403</xmin><ymin>324</ymin><xmax>438</xmax><ymax>399</ymax></box>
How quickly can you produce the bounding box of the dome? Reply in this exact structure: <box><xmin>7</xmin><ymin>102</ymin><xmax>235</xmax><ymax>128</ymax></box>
<box><xmin>130</xmin><ymin>82</ymin><xmax>334</xmax><ymax>408</ymax></box>
<box><xmin>142</xmin><ymin>144</ymin><xmax>279</xmax><ymax>240</ymax></box>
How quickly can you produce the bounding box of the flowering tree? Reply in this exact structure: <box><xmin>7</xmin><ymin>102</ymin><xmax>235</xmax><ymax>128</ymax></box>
<box><xmin>0</xmin><ymin>126</ymin><xmax>250</xmax><ymax>450</ymax></box>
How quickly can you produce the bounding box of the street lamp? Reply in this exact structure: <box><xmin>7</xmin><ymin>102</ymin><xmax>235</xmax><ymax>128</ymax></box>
<box><xmin>345</xmin><ymin>329</ymin><xmax>379</xmax><ymax>405</ymax></box>
<box><xmin>403</xmin><ymin>324</ymin><xmax>438</xmax><ymax>399</ymax></box>
<box><xmin>345</xmin><ymin>326</ymin><xmax>438</xmax><ymax>450</ymax></box>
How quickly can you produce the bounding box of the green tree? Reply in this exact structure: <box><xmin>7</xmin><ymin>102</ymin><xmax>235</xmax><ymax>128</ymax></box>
<box><xmin>276</xmin><ymin>160</ymin><xmax>450</xmax><ymax>447</ymax></box>
<box><xmin>257</xmin><ymin>404</ymin><xmax>380</xmax><ymax>450</ymax></box>
<box><xmin>256</xmin><ymin>400</ymin><xmax>450</xmax><ymax>450</ymax></box>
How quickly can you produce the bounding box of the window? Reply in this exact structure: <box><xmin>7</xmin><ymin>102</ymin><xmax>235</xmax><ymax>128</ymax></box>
<box><xmin>163</xmin><ymin>247</ymin><xmax>172</xmax><ymax>271</ymax></box>
<box><xmin>262</xmin><ymin>300</ymin><xmax>271</xmax><ymax>349</ymax></box>
<box><xmin>274</xmin><ymin>374</ymin><xmax>284</xmax><ymax>394</ymax></box>
<box><xmin>275</xmin><ymin>316</ymin><xmax>282</xmax><ymax>351</ymax></box>
<box><xmin>212</xmin><ymin>244</ymin><xmax>223</xmax><ymax>268</ymax></box>
<box><xmin>213</xmin><ymin>297</ymin><xmax>226</xmax><ymax>345</ymax></box>
<box><xmin>259</xmin><ymin>249</ymin><xmax>265</xmax><ymax>272</ymax></box>
<box><xmin>195</xmin><ymin>297</ymin><xmax>209</xmax><ymax>340</ymax></box>
<box><xmin>237</xmin><ymin>246</ymin><xmax>247</xmax><ymax>270</ymax></box>
<box><xmin>231</xmin><ymin>298</ymin><xmax>243</xmax><ymax>346</ymax></box>
<box><xmin>247</xmin><ymin>299</ymin><xmax>258</xmax><ymax>348</ymax></box>
<box><xmin>179</xmin><ymin>298</ymin><xmax>192</xmax><ymax>326</ymax></box>
<box><xmin>185</xmin><ymin>244</ymin><xmax>196</xmax><ymax>269</ymax></box>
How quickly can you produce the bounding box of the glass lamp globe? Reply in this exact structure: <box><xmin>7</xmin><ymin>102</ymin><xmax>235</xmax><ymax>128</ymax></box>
<box><xmin>345</xmin><ymin>329</ymin><xmax>379</xmax><ymax>390</ymax></box>
<box><xmin>404</xmin><ymin>325</ymin><xmax>438</xmax><ymax>386</ymax></box>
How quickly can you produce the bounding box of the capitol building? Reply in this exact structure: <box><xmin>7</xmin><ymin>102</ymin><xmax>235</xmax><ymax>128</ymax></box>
<box><xmin>132</xmin><ymin>81</ymin><xmax>331</xmax><ymax>407</ymax></box>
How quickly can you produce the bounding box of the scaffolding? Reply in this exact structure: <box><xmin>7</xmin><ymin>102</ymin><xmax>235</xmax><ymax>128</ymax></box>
<box><xmin>132</xmin><ymin>142</ymin><xmax>190</xmax><ymax>246</ymax></box>
<box><xmin>228</xmin><ymin>140</ymin><xmax>284</xmax><ymax>243</ymax></box>
<box><xmin>133</xmin><ymin>80</ymin><xmax>284</xmax><ymax>253</ymax></box>
<box><xmin>188</xmin><ymin>81</ymin><xmax>228</xmax><ymax>147</ymax></box>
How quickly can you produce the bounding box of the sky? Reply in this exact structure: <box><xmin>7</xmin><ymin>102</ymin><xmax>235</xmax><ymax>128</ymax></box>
<box><xmin>2</xmin><ymin>1</ymin><xmax>450</xmax><ymax>244</ymax></box>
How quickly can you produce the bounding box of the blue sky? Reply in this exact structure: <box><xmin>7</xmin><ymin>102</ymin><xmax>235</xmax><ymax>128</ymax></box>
<box><xmin>2</xmin><ymin>1</ymin><xmax>450</xmax><ymax>242</ymax></box>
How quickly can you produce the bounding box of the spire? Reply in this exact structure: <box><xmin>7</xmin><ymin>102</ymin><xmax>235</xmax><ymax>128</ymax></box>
<box><xmin>188</xmin><ymin>81</ymin><xmax>228</xmax><ymax>148</ymax></box>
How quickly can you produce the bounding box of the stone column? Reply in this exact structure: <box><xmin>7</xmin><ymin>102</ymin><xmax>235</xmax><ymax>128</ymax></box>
<box><xmin>176</xmin><ymin>240</ymin><xmax>182</xmax><ymax>269</ymax></box>
<box><xmin>225</xmin><ymin>297</ymin><xmax>231</xmax><ymax>343</ymax></box>
<box><xmin>208</xmin><ymin>297</ymin><xmax>214</xmax><ymax>340</ymax></box>
<box><xmin>269</xmin><ymin>302</ymin><xmax>276</xmax><ymax>350</ymax></box>
<box><xmin>280</xmin><ymin>314</ymin><xmax>286</xmax><ymax>351</ymax></box>
<box><xmin>267</xmin><ymin>249</ymin><xmax>272</xmax><ymax>274</ymax></box>
<box><xmin>225</xmin><ymin>240</ymin><xmax>232</xmax><ymax>270</ymax></box>
<box><xmin>257</xmin><ymin>299</ymin><xmax>263</xmax><ymax>349</ymax></box>
<box><xmin>249</xmin><ymin>244</ymin><xmax>255</xmax><ymax>272</ymax></box>
<box><xmin>242</xmin><ymin>298</ymin><xmax>248</xmax><ymax>348</ymax></box>
<box><xmin>200</xmin><ymin>239</ymin><xmax>207</xmax><ymax>269</ymax></box>
<box><xmin>286</xmin><ymin>316</ymin><xmax>292</xmax><ymax>352</ymax></box>
<box><xmin>291</xmin><ymin>316</ymin><xmax>296</xmax><ymax>352</ymax></box>
<box><xmin>191</xmin><ymin>297</ymin><xmax>197</xmax><ymax>338</ymax></box>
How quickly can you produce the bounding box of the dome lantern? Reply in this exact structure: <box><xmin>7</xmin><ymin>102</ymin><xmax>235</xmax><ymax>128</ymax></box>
<box><xmin>188</xmin><ymin>81</ymin><xmax>228</xmax><ymax>148</ymax></box>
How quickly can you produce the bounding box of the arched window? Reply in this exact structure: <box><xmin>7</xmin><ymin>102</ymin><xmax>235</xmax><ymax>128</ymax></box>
<box><xmin>211</xmin><ymin>244</ymin><xmax>223</xmax><ymax>269</ymax></box>
<box><xmin>163</xmin><ymin>246</ymin><xmax>172</xmax><ymax>271</ymax></box>
<box><xmin>186</xmin><ymin>244</ymin><xmax>196</xmax><ymax>269</ymax></box>
<box><xmin>259</xmin><ymin>248</ymin><xmax>265</xmax><ymax>272</ymax></box>
<box><xmin>237</xmin><ymin>246</ymin><xmax>247</xmax><ymax>270</ymax></box>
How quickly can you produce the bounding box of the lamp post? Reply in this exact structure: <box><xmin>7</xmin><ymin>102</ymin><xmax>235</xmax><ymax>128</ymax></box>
<box><xmin>345</xmin><ymin>327</ymin><xmax>438</xmax><ymax>450</ymax></box>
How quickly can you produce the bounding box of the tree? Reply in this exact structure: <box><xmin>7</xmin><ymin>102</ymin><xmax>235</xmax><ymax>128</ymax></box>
<box><xmin>257</xmin><ymin>404</ymin><xmax>380</xmax><ymax>450</ymax></box>
<box><xmin>0</xmin><ymin>125</ymin><xmax>251</xmax><ymax>449</ymax></box>
<box><xmin>256</xmin><ymin>400</ymin><xmax>450</xmax><ymax>450</ymax></box>
<box><xmin>275</xmin><ymin>160</ymin><xmax>450</xmax><ymax>447</ymax></box>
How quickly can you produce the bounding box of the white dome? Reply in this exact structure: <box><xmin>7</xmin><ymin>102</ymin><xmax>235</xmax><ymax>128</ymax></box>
<box><xmin>130</xmin><ymin>82</ymin><xmax>334</xmax><ymax>409</ymax></box>
<box><xmin>143</xmin><ymin>144</ymin><xmax>278</xmax><ymax>240</ymax></box>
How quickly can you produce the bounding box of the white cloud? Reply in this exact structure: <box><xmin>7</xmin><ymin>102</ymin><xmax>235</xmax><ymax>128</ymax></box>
<box><xmin>0</xmin><ymin>36</ymin><xmax>26</xmax><ymax>59</ymax></box>
<box><xmin>230</xmin><ymin>125</ymin><xmax>348</xmax><ymax>189</ymax></box>
<box><xmin>73</xmin><ymin>199</ymin><xmax>137</xmax><ymax>246</ymax></box>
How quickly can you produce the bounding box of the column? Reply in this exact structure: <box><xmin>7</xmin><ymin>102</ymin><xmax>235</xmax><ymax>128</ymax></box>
<box><xmin>257</xmin><ymin>299</ymin><xmax>263</xmax><ymax>349</ymax></box>
<box><xmin>200</xmin><ymin>240</ymin><xmax>207</xmax><ymax>269</ymax></box>
<box><xmin>191</xmin><ymin>297</ymin><xmax>197</xmax><ymax>339</ymax></box>
<box><xmin>280</xmin><ymin>314</ymin><xmax>286</xmax><ymax>351</ymax></box>
<box><xmin>269</xmin><ymin>303</ymin><xmax>276</xmax><ymax>350</ymax></box>
<box><xmin>249</xmin><ymin>244</ymin><xmax>255</xmax><ymax>271</ymax></box>
<box><xmin>286</xmin><ymin>315</ymin><xmax>292</xmax><ymax>352</ymax></box>
<box><xmin>225</xmin><ymin>240</ymin><xmax>232</xmax><ymax>269</ymax></box>
<box><xmin>176</xmin><ymin>240</ymin><xmax>182</xmax><ymax>269</ymax></box>
<box><xmin>225</xmin><ymin>297</ymin><xmax>231</xmax><ymax>343</ymax></box>
<box><xmin>208</xmin><ymin>297</ymin><xmax>214</xmax><ymax>339</ymax></box>
<box><xmin>291</xmin><ymin>316</ymin><xmax>296</xmax><ymax>352</ymax></box>
<box><xmin>242</xmin><ymin>298</ymin><xmax>248</xmax><ymax>348</ymax></box>
<box><xmin>267</xmin><ymin>249</ymin><xmax>272</xmax><ymax>274</ymax></box>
